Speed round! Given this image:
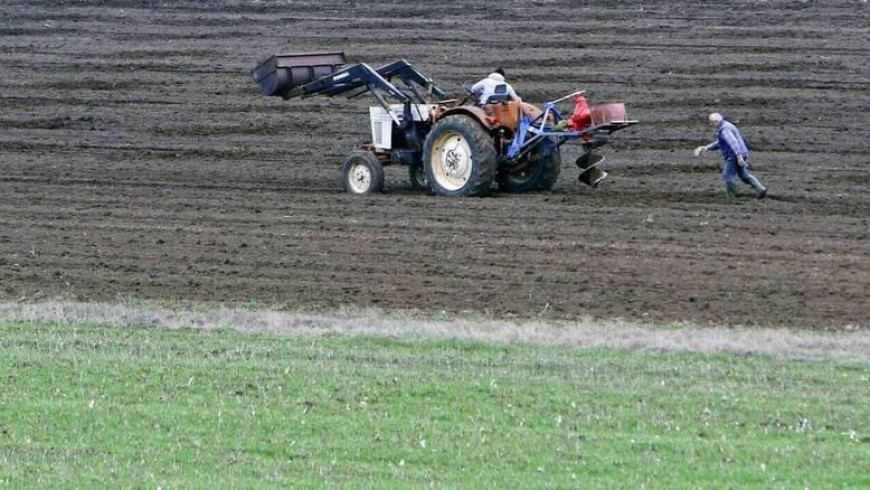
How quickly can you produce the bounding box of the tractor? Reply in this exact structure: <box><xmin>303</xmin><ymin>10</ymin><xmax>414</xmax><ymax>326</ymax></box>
<box><xmin>251</xmin><ymin>52</ymin><xmax>636</xmax><ymax>196</ymax></box>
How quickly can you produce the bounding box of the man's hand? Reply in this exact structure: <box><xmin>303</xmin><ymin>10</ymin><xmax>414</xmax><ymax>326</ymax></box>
<box><xmin>737</xmin><ymin>156</ymin><xmax>747</xmax><ymax>167</ymax></box>
<box><xmin>693</xmin><ymin>146</ymin><xmax>707</xmax><ymax>157</ymax></box>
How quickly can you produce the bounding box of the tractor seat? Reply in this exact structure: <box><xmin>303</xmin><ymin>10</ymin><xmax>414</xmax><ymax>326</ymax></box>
<box><xmin>482</xmin><ymin>84</ymin><xmax>511</xmax><ymax>104</ymax></box>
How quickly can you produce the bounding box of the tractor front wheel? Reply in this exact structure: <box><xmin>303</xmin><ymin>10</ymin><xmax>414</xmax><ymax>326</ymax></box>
<box><xmin>423</xmin><ymin>115</ymin><xmax>497</xmax><ymax>197</ymax></box>
<box><xmin>409</xmin><ymin>162</ymin><xmax>428</xmax><ymax>191</ymax></box>
<box><xmin>341</xmin><ymin>150</ymin><xmax>385</xmax><ymax>196</ymax></box>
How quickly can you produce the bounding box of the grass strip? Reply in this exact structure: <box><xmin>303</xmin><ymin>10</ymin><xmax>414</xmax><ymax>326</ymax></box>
<box><xmin>1</xmin><ymin>321</ymin><xmax>868</xmax><ymax>488</ymax></box>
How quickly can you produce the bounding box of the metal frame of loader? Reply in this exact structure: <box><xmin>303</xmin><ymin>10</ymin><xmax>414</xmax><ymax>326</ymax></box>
<box><xmin>281</xmin><ymin>59</ymin><xmax>446</xmax><ymax>169</ymax></box>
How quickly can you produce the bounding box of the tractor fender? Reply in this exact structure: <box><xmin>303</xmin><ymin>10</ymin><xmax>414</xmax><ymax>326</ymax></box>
<box><xmin>435</xmin><ymin>103</ymin><xmax>543</xmax><ymax>134</ymax></box>
<box><xmin>436</xmin><ymin>106</ymin><xmax>495</xmax><ymax>131</ymax></box>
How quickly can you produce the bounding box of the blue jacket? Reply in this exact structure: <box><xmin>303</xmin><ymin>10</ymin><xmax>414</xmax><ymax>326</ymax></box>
<box><xmin>710</xmin><ymin>120</ymin><xmax>749</xmax><ymax>161</ymax></box>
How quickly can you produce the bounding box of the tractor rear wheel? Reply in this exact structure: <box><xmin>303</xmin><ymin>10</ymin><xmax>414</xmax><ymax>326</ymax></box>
<box><xmin>423</xmin><ymin>115</ymin><xmax>497</xmax><ymax>197</ymax></box>
<box><xmin>497</xmin><ymin>140</ymin><xmax>562</xmax><ymax>192</ymax></box>
<box><xmin>341</xmin><ymin>150</ymin><xmax>384</xmax><ymax>196</ymax></box>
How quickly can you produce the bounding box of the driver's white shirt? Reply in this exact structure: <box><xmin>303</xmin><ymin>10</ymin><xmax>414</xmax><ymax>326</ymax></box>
<box><xmin>471</xmin><ymin>73</ymin><xmax>519</xmax><ymax>105</ymax></box>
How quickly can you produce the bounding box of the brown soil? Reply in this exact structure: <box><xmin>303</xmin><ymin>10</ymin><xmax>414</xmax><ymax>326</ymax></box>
<box><xmin>1</xmin><ymin>1</ymin><xmax>868</xmax><ymax>329</ymax></box>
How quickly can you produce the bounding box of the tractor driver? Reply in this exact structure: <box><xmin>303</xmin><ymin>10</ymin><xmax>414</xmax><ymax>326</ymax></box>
<box><xmin>470</xmin><ymin>68</ymin><xmax>520</xmax><ymax>106</ymax></box>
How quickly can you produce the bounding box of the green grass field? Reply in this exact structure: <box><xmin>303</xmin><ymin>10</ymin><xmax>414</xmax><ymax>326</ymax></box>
<box><xmin>1</xmin><ymin>320</ymin><xmax>868</xmax><ymax>488</ymax></box>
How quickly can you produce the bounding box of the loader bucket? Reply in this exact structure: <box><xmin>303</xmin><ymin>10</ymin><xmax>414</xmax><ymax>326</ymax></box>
<box><xmin>251</xmin><ymin>52</ymin><xmax>347</xmax><ymax>97</ymax></box>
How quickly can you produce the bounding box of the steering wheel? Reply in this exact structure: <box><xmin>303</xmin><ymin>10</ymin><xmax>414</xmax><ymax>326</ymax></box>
<box><xmin>458</xmin><ymin>83</ymin><xmax>476</xmax><ymax>106</ymax></box>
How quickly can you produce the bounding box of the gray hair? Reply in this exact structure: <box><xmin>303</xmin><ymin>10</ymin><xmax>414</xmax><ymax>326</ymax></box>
<box><xmin>708</xmin><ymin>112</ymin><xmax>723</xmax><ymax>123</ymax></box>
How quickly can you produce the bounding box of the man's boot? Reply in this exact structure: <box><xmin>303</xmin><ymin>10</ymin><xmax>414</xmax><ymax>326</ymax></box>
<box><xmin>725</xmin><ymin>183</ymin><xmax>739</xmax><ymax>198</ymax></box>
<box><xmin>747</xmin><ymin>176</ymin><xmax>767</xmax><ymax>199</ymax></box>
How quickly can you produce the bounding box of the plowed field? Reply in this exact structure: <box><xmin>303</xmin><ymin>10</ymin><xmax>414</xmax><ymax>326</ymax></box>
<box><xmin>1</xmin><ymin>1</ymin><xmax>868</xmax><ymax>329</ymax></box>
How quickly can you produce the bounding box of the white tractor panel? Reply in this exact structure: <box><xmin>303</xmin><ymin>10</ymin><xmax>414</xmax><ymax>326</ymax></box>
<box><xmin>369</xmin><ymin>104</ymin><xmax>436</xmax><ymax>150</ymax></box>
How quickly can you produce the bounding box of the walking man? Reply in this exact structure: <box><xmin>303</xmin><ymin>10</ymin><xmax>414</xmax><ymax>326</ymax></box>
<box><xmin>695</xmin><ymin>113</ymin><xmax>767</xmax><ymax>199</ymax></box>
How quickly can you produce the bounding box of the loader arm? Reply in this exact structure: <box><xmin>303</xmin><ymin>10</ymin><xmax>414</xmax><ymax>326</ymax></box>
<box><xmin>376</xmin><ymin>59</ymin><xmax>448</xmax><ymax>102</ymax></box>
<box><xmin>283</xmin><ymin>60</ymin><xmax>451</xmax><ymax>129</ymax></box>
<box><xmin>286</xmin><ymin>62</ymin><xmax>410</xmax><ymax>103</ymax></box>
